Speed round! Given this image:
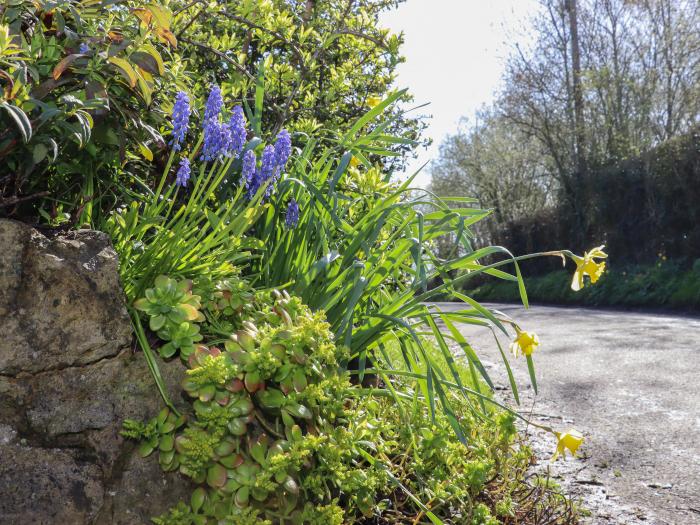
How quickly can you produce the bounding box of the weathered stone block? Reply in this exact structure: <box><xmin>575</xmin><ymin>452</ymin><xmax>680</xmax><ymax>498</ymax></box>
<box><xmin>0</xmin><ymin>219</ymin><xmax>190</xmax><ymax>524</ymax></box>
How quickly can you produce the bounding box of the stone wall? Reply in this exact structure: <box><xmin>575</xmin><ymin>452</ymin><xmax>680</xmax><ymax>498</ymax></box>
<box><xmin>0</xmin><ymin>219</ymin><xmax>190</xmax><ymax>524</ymax></box>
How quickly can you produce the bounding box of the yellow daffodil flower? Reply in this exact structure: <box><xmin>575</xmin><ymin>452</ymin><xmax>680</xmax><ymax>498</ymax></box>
<box><xmin>349</xmin><ymin>155</ymin><xmax>360</xmax><ymax>168</ymax></box>
<box><xmin>571</xmin><ymin>245</ymin><xmax>607</xmax><ymax>291</ymax></box>
<box><xmin>509</xmin><ymin>328</ymin><xmax>539</xmax><ymax>358</ymax></box>
<box><xmin>366</xmin><ymin>96</ymin><xmax>381</xmax><ymax>108</ymax></box>
<box><xmin>552</xmin><ymin>429</ymin><xmax>584</xmax><ymax>460</ymax></box>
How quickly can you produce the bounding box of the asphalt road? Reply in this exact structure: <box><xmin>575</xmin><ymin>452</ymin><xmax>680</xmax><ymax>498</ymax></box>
<box><xmin>434</xmin><ymin>302</ymin><xmax>700</xmax><ymax>525</ymax></box>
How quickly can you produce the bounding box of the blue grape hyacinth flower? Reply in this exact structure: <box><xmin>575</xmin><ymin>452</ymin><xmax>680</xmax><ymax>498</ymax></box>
<box><xmin>201</xmin><ymin>120</ymin><xmax>235</xmax><ymax>161</ymax></box>
<box><xmin>200</xmin><ymin>119</ymin><xmax>221</xmax><ymax>161</ymax></box>
<box><xmin>228</xmin><ymin>106</ymin><xmax>247</xmax><ymax>157</ymax></box>
<box><xmin>259</xmin><ymin>145</ymin><xmax>277</xmax><ymax>198</ymax></box>
<box><xmin>241</xmin><ymin>149</ymin><xmax>257</xmax><ymax>194</ymax></box>
<box><xmin>285</xmin><ymin>198</ymin><xmax>299</xmax><ymax>229</ymax></box>
<box><xmin>175</xmin><ymin>157</ymin><xmax>191</xmax><ymax>188</ymax></box>
<box><xmin>274</xmin><ymin>129</ymin><xmax>291</xmax><ymax>168</ymax></box>
<box><xmin>170</xmin><ymin>91</ymin><xmax>191</xmax><ymax>152</ymax></box>
<box><xmin>245</xmin><ymin>145</ymin><xmax>276</xmax><ymax>199</ymax></box>
<box><xmin>204</xmin><ymin>84</ymin><xmax>224</xmax><ymax>122</ymax></box>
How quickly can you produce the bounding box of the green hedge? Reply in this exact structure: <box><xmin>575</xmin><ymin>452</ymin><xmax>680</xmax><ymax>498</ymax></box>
<box><xmin>488</xmin><ymin>128</ymin><xmax>700</xmax><ymax>269</ymax></box>
<box><xmin>467</xmin><ymin>259</ymin><xmax>700</xmax><ymax>310</ymax></box>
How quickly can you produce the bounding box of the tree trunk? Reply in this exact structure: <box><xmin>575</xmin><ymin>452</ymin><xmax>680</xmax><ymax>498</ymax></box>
<box><xmin>566</xmin><ymin>0</ymin><xmax>586</xmax><ymax>179</ymax></box>
<box><xmin>565</xmin><ymin>0</ymin><xmax>587</xmax><ymax>246</ymax></box>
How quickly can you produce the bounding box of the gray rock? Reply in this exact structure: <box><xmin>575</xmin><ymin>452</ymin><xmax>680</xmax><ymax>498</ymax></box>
<box><xmin>0</xmin><ymin>444</ymin><xmax>104</xmax><ymax>524</ymax></box>
<box><xmin>0</xmin><ymin>219</ymin><xmax>191</xmax><ymax>524</ymax></box>
<box><xmin>0</xmin><ymin>220</ymin><xmax>132</xmax><ymax>376</ymax></box>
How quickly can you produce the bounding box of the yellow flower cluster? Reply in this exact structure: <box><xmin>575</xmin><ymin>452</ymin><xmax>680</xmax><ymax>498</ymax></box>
<box><xmin>505</xmin><ymin>246</ymin><xmax>603</xmax><ymax>460</ymax></box>
<box><xmin>366</xmin><ymin>96</ymin><xmax>381</xmax><ymax>108</ymax></box>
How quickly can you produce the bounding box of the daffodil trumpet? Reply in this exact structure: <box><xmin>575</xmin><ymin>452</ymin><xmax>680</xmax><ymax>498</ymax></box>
<box><xmin>366</xmin><ymin>95</ymin><xmax>382</xmax><ymax>108</ymax></box>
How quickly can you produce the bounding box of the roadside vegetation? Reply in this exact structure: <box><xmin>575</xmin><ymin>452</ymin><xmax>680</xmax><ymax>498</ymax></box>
<box><xmin>467</xmin><ymin>260</ymin><xmax>700</xmax><ymax>310</ymax></box>
<box><xmin>0</xmin><ymin>1</ymin><xmax>606</xmax><ymax>523</ymax></box>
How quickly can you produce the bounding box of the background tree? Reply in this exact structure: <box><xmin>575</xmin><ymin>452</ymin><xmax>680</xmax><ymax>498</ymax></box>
<box><xmin>499</xmin><ymin>0</ymin><xmax>698</xmax><ymax>171</ymax></box>
<box><xmin>430</xmin><ymin>110</ymin><xmax>553</xmax><ymax>251</ymax></box>
<box><xmin>432</xmin><ymin>0</ymin><xmax>699</xmax><ymax>261</ymax></box>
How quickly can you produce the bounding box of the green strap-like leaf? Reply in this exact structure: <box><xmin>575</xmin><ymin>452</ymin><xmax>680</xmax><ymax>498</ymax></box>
<box><xmin>1</xmin><ymin>102</ymin><xmax>32</xmax><ymax>143</ymax></box>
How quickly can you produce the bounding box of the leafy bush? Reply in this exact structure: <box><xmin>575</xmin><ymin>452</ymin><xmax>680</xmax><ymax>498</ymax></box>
<box><xmin>1</xmin><ymin>0</ymin><xmax>422</xmax><ymax>223</ymax></box>
<box><xmin>0</xmin><ymin>0</ymin><xmax>182</xmax><ymax>223</ymax></box>
<box><xmin>172</xmin><ymin>0</ymin><xmax>422</xmax><ymax>164</ymax></box>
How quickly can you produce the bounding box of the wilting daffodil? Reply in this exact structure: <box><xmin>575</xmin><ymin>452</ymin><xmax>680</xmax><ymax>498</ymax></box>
<box><xmin>509</xmin><ymin>328</ymin><xmax>539</xmax><ymax>358</ymax></box>
<box><xmin>553</xmin><ymin>429</ymin><xmax>584</xmax><ymax>460</ymax></box>
<box><xmin>571</xmin><ymin>245</ymin><xmax>607</xmax><ymax>291</ymax></box>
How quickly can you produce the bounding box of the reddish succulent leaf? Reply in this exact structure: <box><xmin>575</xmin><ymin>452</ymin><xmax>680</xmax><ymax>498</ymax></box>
<box><xmin>244</xmin><ymin>371</ymin><xmax>262</xmax><ymax>392</ymax></box>
<box><xmin>226</xmin><ymin>378</ymin><xmax>245</xmax><ymax>393</ymax></box>
<box><xmin>190</xmin><ymin>487</ymin><xmax>206</xmax><ymax>512</ymax></box>
<box><xmin>199</xmin><ymin>384</ymin><xmax>216</xmax><ymax>402</ymax></box>
<box><xmin>215</xmin><ymin>439</ymin><xmax>236</xmax><ymax>458</ymax></box>
<box><xmin>227</xmin><ymin>418</ymin><xmax>247</xmax><ymax>436</ymax></box>
<box><xmin>292</xmin><ymin>369</ymin><xmax>308</xmax><ymax>393</ymax></box>
<box><xmin>219</xmin><ymin>453</ymin><xmax>244</xmax><ymax>469</ymax></box>
<box><xmin>206</xmin><ymin>463</ymin><xmax>227</xmax><ymax>488</ymax></box>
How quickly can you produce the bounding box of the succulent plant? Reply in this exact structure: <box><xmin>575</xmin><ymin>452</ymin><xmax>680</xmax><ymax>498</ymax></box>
<box><xmin>127</xmin><ymin>278</ymin><xmax>379</xmax><ymax>523</ymax></box>
<box><xmin>210</xmin><ymin>277</ymin><xmax>256</xmax><ymax>316</ymax></box>
<box><xmin>134</xmin><ymin>275</ymin><xmax>205</xmax><ymax>358</ymax></box>
<box><xmin>122</xmin><ymin>407</ymin><xmax>186</xmax><ymax>471</ymax></box>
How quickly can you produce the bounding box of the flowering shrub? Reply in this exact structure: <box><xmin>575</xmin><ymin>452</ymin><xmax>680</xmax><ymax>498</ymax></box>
<box><xmin>1</xmin><ymin>0</ymin><xmax>418</xmax><ymax>224</ymax></box>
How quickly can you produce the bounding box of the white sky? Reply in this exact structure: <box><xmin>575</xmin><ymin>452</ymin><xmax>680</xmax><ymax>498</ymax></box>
<box><xmin>379</xmin><ymin>0</ymin><xmax>538</xmax><ymax>187</ymax></box>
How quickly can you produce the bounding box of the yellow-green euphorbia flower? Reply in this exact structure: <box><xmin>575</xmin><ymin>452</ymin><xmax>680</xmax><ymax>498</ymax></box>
<box><xmin>509</xmin><ymin>328</ymin><xmax>539</xmax><ymax>358</ymax></box>
<box><xmin>571</xmin><ymin>245</ymin><xmax>608</xmax><ymax>291</ymax></box>
<box><xmin>366</xmin><ymin>96</ymin><xmax>381</xmax><ymax>108</ymax></box>
<box><xmin>553</xmin><ymin>429</ymin><xmax>584</xmax><ymax>460</ymax></box>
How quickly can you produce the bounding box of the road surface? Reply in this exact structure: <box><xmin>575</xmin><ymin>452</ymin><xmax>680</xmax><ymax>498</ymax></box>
<box><xmin>435</xmin><ymin>303</ymin><xmax>700</xmax><ymax>524</ymax></box>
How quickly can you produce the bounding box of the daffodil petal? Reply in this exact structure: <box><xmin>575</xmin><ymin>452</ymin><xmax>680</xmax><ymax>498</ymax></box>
<box><xmin>571</xmin><ymin>269</ymin><xmax>584</xmax><ymax>291</ymax></box>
